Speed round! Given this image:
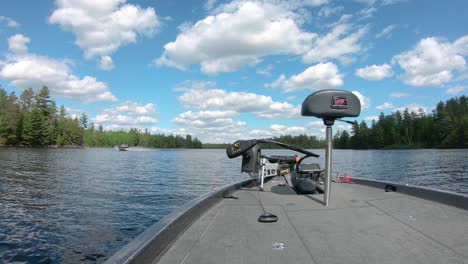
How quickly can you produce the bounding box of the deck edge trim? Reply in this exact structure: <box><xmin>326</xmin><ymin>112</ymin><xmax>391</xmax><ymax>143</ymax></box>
<box><xmin>104</xmin><ymin>177</ymin><xmax>273</xmax><ymax>264</ymax></box>
<box><xmin>352</xmin><ymin>178</ymin><xmax>468</xmax><ymax>211</ymax></box>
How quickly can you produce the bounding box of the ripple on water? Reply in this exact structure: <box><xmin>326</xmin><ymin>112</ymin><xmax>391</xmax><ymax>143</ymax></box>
<box><xmin>0</xmin><ymin>148</ymin><xmax>466</xmax><ymax>263</ymax></box>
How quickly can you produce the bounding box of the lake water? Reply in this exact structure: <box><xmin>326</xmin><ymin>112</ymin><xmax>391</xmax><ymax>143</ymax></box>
<box><xmin>0</xmin><ymin>148</ymin><xmax>467</xmax><ymax>263</ymax></box>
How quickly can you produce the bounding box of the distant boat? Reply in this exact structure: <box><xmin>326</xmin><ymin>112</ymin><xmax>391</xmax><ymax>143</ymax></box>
<box><xmin>118</xmin><ymin>144</ymin><xmax>129</xmax><ymax>151</ymax></box>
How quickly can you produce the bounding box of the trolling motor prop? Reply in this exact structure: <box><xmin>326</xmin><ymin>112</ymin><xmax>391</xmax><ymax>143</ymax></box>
<box><xmin>302</xmin><ymin>89</ymin><xmax>361</xmax><ymax>206</ymax></box>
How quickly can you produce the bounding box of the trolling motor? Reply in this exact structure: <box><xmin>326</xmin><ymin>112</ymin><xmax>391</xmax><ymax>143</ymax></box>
<box><xmin>225</xmin><ymin>89</ymin><xmax>361</xmax><ymax>211</ymax></box>
<box><xmin>226</xmin><ymin>139</ymin><xmax>320</xmax><ymax>222</ymax></box>
<box><xmin>301</xmin><ymin>89</ymin><xmax>361</xmax><ymax>206</ymax></box>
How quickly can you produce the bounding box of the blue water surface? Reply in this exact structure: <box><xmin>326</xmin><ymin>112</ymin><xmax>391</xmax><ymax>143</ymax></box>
<box><xmin>0</xmin><ymin>148</ymin><xmax>467</xmax><ymax>263</ymax></box>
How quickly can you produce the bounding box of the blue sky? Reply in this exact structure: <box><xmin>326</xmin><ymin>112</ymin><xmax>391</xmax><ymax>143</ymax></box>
<box><xmin>1</xmin><ymin>0</ymin><xmax>467</xmax><ymax>143</ymax></box>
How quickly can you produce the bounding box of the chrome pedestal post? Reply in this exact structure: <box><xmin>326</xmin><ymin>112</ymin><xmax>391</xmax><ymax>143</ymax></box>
<box><xmin>324</xmin><ymin>125</ymin><xmax>333</xmax><ymax>206</ymax></box>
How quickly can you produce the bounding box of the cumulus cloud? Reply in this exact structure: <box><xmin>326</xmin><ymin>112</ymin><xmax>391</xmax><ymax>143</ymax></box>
<box><xmin>156</xmin><ymin>1</ymin><xmax>314</xmax><ymax>74</ymax></box>
<box><xmin>376</xmin><ymin>24</ymin><xmax>396</xmax><ymax>39</ymax></box>
<box><xmin>172</xmin><ymin>110</ymin><xmax>246</xmax><ymax>143</ymax></box>
<box><xmin>8</xmin><ymin>34</ymin><xmax>30</xmax><ymax>54</ymax></box>
<box><xmin>250</xmin><ymin>124</ymin><xmax>306</xmax><ymax>138</ymax></box>
<box><xmin>393</xmin><ymin>35</ymin><xmax>468</xmax><ymax>87</ymax></box>
<box><xmin>446</xmin><ymin>86</ymin><xmax>467</xmax><ymax>96</ymax></box>
<box><xmin>355</xmin><ymin>63</ymin><xmax>393</xmax><ymax>80</ymax></box>
<box><xmin>0</xmin><ymin>16</ymin><xmax>20</xmax><ymax>28</ymax></box>
<box><xmin>267</xmin><ymin>62</ymin><xmax>343</xmax><ymax>92</ymax></box>
<box><xmin>157</xmin><ymin>1</ymin><xmax>369</xmax><ymax>73</ymax></box>
<box><xmin>49</xmin><ymin>0</ymin><xmax>159</xmax><ymax>68</ymax></box>
<box><xmin>178</xmin><ymin>86</ymin><xmax>300</xmax><ymax>119</ymax></box>
<box><xmin>99</xmin><ymin>56</ymin><xmax>114</xmax><ymax>71</ymax></box>
<box><xmin>102</xmin><ymin>101</ymin><xmax>156</xmax><ymax>115</ymax></box>
<box><xmin>352</xmin><ymin>91</ymin><xmax>371</xmax><ymax>110</ymax></box>
<box><xmin>302</xmin><ymin>23</ymin><xmax>368</xmax><ymax>64</ymax></box>
<box><xmin>93</xmin><ymin>101</ymin><xmax>158</xmax><ymax>131</ymax></box>
<box><xmin>0</xmin><ymin>35</ymin><xmax>117</xmax><ymax>103</ymax></box>
<box><xmin>376</xmin><ymin>102</ymin><xmax>394</xmax><ymax>110</ymax></box>
<box><xmin>390</xmin><ymin>92</ymin><xmax>411</xmax><ymax>98</ymax></box>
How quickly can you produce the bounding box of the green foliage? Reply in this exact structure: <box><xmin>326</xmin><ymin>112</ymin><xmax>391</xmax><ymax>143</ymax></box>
<box><xmin>260</xmin><ymin>134</ymin><xmax>326</xmax><ymax>149</ymax></box>
<box><xmin>334</xmin><ymin>96</ymin><xmax>467</xmax><ymax>149</ymax></box>
<box><xmin>0</xmin><ymin>86</ymin><xmax>202</xmax><ymax>149</ymax></box>
<box><xmin>1</xmin><ymin>85</ymin><xmax>465</xmax><ymax>150</ymax></box>
<box><xmin>82</xmin><ymin>129</ymin><xmax>202</xmax><ymax>148</ymax></box>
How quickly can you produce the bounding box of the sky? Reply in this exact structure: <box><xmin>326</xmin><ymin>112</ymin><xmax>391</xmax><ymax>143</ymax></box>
<box><xmin>0</xmin><ymin>0</ymin><xmax>467</xmax><ymax>143</ymax></box>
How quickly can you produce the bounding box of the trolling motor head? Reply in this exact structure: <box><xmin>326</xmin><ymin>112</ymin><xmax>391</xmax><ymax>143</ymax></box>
<box><xmin>226</xmin><ymin>139</ymin><xmax>258</xmax><ymax>159</ymax></box>
<box><xmin>301</xmin><ymin>89</ymin><xmax>361</xmax><ymax>206</ymax></box>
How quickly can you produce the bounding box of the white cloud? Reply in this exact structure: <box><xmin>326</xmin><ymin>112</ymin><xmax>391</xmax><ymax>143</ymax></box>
<box><xmin>49</xmin><ymin>0</ymin><xmax>159</xmax><ymax>63</ymax></box>
<box><xmin>0</xmin><ymin>16</ymin><xmax>20</xmax><ymax>28</ymax></box>
<box><xmin>335</xmin><ymin>124</ymin><xmax>352</xmax><ymax>133</ymax></box>
<box><xmin>8</xmin><ymin>34</ymin><xmax>30</xmax><ymax>54</ymax></box>
<box><xmin>305</xmin><ymin>0</ymin><xmax>330</xmax><ymax>6</ymax></box>
<box><xmin>446</xmin><ymin>86</ymin><xmax>467</xmax><ymax>96</ymax></box>
<box><xmin>256</xmin><ymin>64</ymin><xmax>274</xmax><ymax>77</ymax></box>
<box><xmin>390</xmin><ymin>92</ymin><xmax>411</xmax><ymax>98</ymax></box>
<box><xmin>352</xmin><ymin>91</ymin><xmax>371</xmax><ymax>110</ymax></box>
<box><xmin>157</xmin><ymin>1</ymin><xmax>368</xmax><ymax>73</ymax></box>
<box><xmin>376</xmin><ymin>24</ymin><xmax>396</xmax><ymax>39</ymax></box>
<box><xmin>173</xmin><ymin>110</ymin><xmax>240</xmax><ymax>128</ymax></box>
<box><xmin>318</xmin><ymin>5</ymin><xmax>344</xmax><ymax>17</ymax></box>
<box><xmin>65</xmin><ymin>107</ymin><xmax>87</xmax><ymax>119</ymax></box>
<box><xmin>267</xmin><ymin>62</ymin><xmax>343</xmax><ymax>92</ymax></box>
<box><xmin>308</xmin><ymin>121</ymin><xmax>323</xmax><ymax>127</ymax></box>
<box><xmin>250</xmin><ymin>124</ymin><xmax>306</xmax><ymax>138</ymax></box>
<box><xmin>102</xmin><ymin>101</ymin><xmax>156</xmax><ymax>115</ymax></box>
<box><xmin>0</xmin><ymin>36</ymin><xmax>117</xmax><ymax>103</ymax></box>
<box><xmin>172</xmin><ymin>110</ymin><xmax>246</xmax><ymax>143</ymax></box>
<box><xmin>99</xmin><ymin>56</ymin><xmax>114</xmax><ymax>71</ymax></box>
<box><xmin>92</xmin><ymin>101</ymin><xmax>158</xmax><ymax>130</ymax></box>
<box><xmin>303</xmin><ymin>23</ymin><xmax>368</xmax><ymax>64</ymax></box>
<box><xmin>178</xmin><ymin>86</ymin><xmax>300</xmax><ymax>119</ymax></box>
<box><xmin>355</xmin><ymin>63</ymin><xmax>393</xmax><ymax>80</ymax></box>
<box><xmin>376</xmin><ymin>102</ymin><xmax>394</xmax><ymax>110</ymax></box>
<box><xmin>94</xmin><ymin>114</ymin><xmax>156</xmax><ymax>125</ymax></box>
<box><xmin>393</xmin><ymin>35</ymin><xmax>468</xmax><ymax>87</ymax></box>
<box><xmin>357</xmin><ymin>6</ymin><xmax>377</xmax><ymax>20</ymax></box>
<box><xmin>393</xmin><ymin>104</ymin><xmax>427</xmax><ymax>114</ymax></box>
<box><xmin>204</xmin><ymin>0</ymin><xmax>220</xmax><ymax>10</ymax></box>
<box><xmin>156</xmin><ymin>1</ymin><xmax>314</xmax><ymax>74</ymax></box>
<box><xmin>364</xmin><ymin>115</ymin><xmax>378</xmax><ymax>122</ymax></box>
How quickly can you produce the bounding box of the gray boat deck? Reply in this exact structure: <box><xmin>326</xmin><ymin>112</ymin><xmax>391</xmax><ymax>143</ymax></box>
<box><xmin>157</xmin><ymin>176</ymin><xmax>468</xmax><ymax>264</ymax></box>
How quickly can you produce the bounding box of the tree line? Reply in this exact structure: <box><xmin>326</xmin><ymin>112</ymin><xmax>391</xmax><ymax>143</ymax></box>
<box><xmin>218</xmin><ymin>96</ymin><xmax>466</xmax><ymax>150</ymax></box>
<box><xmin>0</xmin><ymin>86</ymin><xmax>202</xmax><ymax>148</ymax></box>
<box><xmin>334</xmin><ymin>96</ymin><xmax>467</xmax><ymax>149</ymax></box>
